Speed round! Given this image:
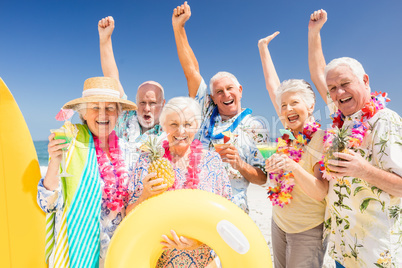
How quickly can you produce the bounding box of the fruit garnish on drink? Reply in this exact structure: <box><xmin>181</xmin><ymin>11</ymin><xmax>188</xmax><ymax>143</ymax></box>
<box><xmin>279</xmin><ymin>129</ymin><xmax>295</xmax><ymax>141</ymax></box>
<box><xmin>55</xmin><ymin>108</ymin><xmax>74</xmax><ymax>121</ymax></box>
<box><xmin>212</xmin><ymin>131</ymin><xmax>236</xmax><ymax>153</ymax></box>
<box><xmin>51</xmin><ymin>110</ymin><xmax>77</xmax><ymax>178</ymax></box>
<box><xmin>221</xmin><ymin>131</ymin><xmax>235</xmax><ymax>143</ymax></box>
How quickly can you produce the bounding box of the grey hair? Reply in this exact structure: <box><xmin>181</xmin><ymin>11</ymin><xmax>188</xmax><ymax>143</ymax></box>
<box><xmin>209</xmin><ymin>71</ymin><xmax>241</xmax><ymax>96</ymax></box>
<box><xmin>159</xmin><ymin>97</ymin><xmax>202</xmax><ymax>129</ymax></box>
<box><xmin>74</xmin><ymin>102</ymin><xmax>122</xmax><ymax>124</ymax></box>
<box><xmin>275</xmin><ymin>79</ymin><xmax>316</xmax><ymax>109</ymax></box>
<box><xmin>325</xmin><ymin>57</ymin><xmax>370</xmax><ymax>91</ymax></box>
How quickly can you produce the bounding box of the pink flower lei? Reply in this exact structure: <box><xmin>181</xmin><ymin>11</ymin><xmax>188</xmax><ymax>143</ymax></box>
<box><xmin>319</xmin><ymin>91</ymin><xmax>390</xmax><ymax>180</ymax></box>
<box><xmin>267</xmin><ymin>121</ymin><xmax>321</xmax><ymax>207</ymax></box>
<box><xmin>162</xmin><ymin>139</ymin><xmax>203</xmax><ymax>190</ymax></box>
<box><xmin>93</xmin><ymin>131</ymin><xmax>130</xmax><ymax>212</ymax></box>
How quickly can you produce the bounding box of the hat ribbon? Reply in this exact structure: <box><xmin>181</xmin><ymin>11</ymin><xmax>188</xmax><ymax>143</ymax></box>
<box><xmin>82</xmin><ymin>88</ymin><xmax>120</xmax><ymax>98</ymax></box>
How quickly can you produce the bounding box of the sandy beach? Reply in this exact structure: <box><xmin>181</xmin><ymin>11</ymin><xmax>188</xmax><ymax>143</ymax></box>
<box><xmin>247</xmin><ymin>183</ymin><xmax>335</xmax><ymax>267</ymax></box>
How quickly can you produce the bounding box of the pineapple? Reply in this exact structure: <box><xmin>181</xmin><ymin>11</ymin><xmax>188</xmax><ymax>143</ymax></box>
<box><xmin>140</xmin><ymin>136</ymin><xmax>175</xmax><ymax>188</ymax></box>
<box><xmin>327</xmin><ymin>127</ymin><xmax>350</xmax><ymax>160</ymax></box>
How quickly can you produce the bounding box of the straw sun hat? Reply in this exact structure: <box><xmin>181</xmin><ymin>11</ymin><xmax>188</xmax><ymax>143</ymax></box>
<box><xmin>62</xmin><ymin>77</ymin><xmax>137</xmax><ymax>111</ymax></box>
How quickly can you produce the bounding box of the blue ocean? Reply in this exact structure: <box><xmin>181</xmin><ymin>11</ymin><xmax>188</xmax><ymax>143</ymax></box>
<box><xmin>34</xmin><ymin>140</ymin><xmax>49</xmax><ymax>167</ymax></box>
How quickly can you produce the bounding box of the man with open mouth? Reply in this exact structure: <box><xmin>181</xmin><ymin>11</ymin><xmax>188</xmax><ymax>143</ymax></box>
<box><xmin>309</xmin><ymin>9</ymin><xmax>402</xmax><ymax>267</ymax></box>
<box><xmin>172</xmin><ymin>2</ymin><xmax>268</xmax><ymax>214</ymax></box>
<box><xmin>98</xmin><ymin>16</ymin><xmax>165</xmax><ymax>146</ymax></box>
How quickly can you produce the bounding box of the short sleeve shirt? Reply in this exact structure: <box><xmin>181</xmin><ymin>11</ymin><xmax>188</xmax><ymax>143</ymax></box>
<box><xmin>194</xmin><ymin>78</ymin><xmax>268</xmax><ymax>213</ymax></box>
<box><xmin>325</xmin><ymin>108</ymin><xmax>402</xmax><ymax>267</ymax></box>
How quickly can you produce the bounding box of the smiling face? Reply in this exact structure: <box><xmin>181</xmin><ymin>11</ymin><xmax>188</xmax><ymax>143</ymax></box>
<box><xmin>162</xmin><ymin>108</ymin><xmax>198</xmax><ymax>156</ymax></box>
<box><xmin>280</xmin><ymin>91</ymin><xmax>314</xmax><ymax>134</ymax></box>
<box><xmin>83</xmin><ymin>102</ymin><xmax>118</xmax><ymax>139</ymax></box>
<box><xmin>136</xmin><ymin>85</ymin><xmax>165</xmax><ymax>132</ymax></box>
<box><xmin>211</xmin><ymin>77</ymin><xmax>243</xmax><ymax>118</ymax></box>
<box><xmin>326</xmin><ymin>65</ymin><xmax>370</xmax><ymax>116</ymax></box>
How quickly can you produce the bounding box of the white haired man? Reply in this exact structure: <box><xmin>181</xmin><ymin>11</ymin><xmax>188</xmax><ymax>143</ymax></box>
<box><xmin>98</xmin><ymin>16</ymin><xmax>165</xmax><ymax>143</ymax></box>
<box><xmin>172</xmin><ymin>2</ymin><xmax>268</xmax><ymax>213</ymax></box>
<box><xmin>309</xmin><ymin>9</ymin><xmax>402</xmax><ymax>267</ymax></box>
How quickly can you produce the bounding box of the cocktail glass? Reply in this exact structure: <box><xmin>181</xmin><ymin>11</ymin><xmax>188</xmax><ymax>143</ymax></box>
<box><xmin>50</xmin><ymin>127</ymin><xmax>73</xmax><ymax>177</ymax></box>
<box><xmin>211</xmin><ymin>138</ymin><xmax>228</xmax><ymax>154</ymax></box>
<box><xmin>252</xmin><ymin>128</ymin><xmax>278</xmax><ymax>187</ymax></box>
<box><xmin>252</xmin><ymin>128</ymin><xmax>277</xmax><ymax>160</ymax></box>
<box><xmin>256</xmin><ymin>142</ymin><xmax>278</xmax><ymax>160</ymax></box>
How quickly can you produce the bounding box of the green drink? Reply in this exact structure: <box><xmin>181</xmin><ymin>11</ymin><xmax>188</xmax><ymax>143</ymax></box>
<box><xmin>53</xmin><ymin>131</ymin><xmax>72</xmax><ymax>145</ymax></box>
<box><xmin>257</xmin><ymin>143</ymin><xmax>277</xmax><ymax>159</ymax></box>
<box><xmin>50</xmin><ymin>124</ymin><xmax>76</xmax><ymax>178</ymax></box>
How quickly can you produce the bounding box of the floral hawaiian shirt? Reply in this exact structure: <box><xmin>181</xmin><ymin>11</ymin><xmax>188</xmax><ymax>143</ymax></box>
<box><xmin>115</xmin><ymin>110</ymin><xmax>163</xmax><ymax>166</ymax></box>
<box><xmin>115</xmin><ymin>110</ymin><xmax>162</xmax><ymax>143</ymax></box>
<box><xmin>194</xmin><ymin>79</ymin><xmax>268</xmax><ymax>213</ymax></box>
<box><xmin>324</xmin><ymin>108</ymin><xmax>402</xmax><ymax>267</ymax></box>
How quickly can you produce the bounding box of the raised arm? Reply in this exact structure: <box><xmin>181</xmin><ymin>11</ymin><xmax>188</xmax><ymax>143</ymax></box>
<box><xmin>308</xmin><ymin>9</ymin><xmax>328</xmax><ymax>104</ymax></box>
<box><xmin>172</xmin><ymin>1</ymin><xmax>202</xmax><ymax>98</ymax></box>
<box><xmin>98</xmin><ymin>16</ymin><xmax>124</xmax><ymax>97</ymax></box>
<box><xmin>258</xmin><ymin>32</ymin><xmax>281</xmax><ymax>117</ymax></box>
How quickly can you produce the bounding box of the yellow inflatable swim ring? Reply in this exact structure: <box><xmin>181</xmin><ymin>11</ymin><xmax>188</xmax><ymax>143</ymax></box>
<box><xmin>105</xmin><ymin>189</ymin><xmax>272</xmax><ymax>267</ymax></box>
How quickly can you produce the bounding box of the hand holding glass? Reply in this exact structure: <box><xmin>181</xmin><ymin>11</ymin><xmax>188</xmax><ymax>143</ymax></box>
<box><xmin>50</xmin><ymin>128</ymin><xmax>72</xmax><ymax>177</ymax></box>
<box><xmin>254</xmin><ymin>129</ymin><xmax>278</xmax><ymax>188</ymax></box>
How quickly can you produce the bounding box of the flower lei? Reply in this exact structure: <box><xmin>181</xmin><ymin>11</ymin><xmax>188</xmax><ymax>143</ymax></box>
<box><xmin>93</xmin><ymin>131</ymin><xmax>130</xmax><ymax>212</ymax></box>
<box><xmin>319</xmin><ymin>91</ymin><xmax>390</xmax><ymax>180</ymax></box>
<box><xmin>267</xmin><ymin>121</ymin><xmax>321</xmax><ymax>207</ymax></box>
<box><xmin>162</xmin><ymin>139</ymin><xmax>203</xmax><ymax>189</ymax></box>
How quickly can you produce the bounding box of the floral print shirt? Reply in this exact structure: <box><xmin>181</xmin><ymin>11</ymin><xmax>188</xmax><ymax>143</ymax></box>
<box><xmin>194</xmin><ymin>79</ymin><xmax>267</xmax><ymax>213</ymax></box>
<box><xmin>37</xmin><ymin>138</ymin><xmax>137</xmax><ymax>262</ymax></box>
<box><xmin>324</xmin><ymin>108</ymin><xmax>402</xmax><ymax>267</ymax></box>
<box><xmin>132</xmin><ymin>149</ymin><xmax>232</xmax><ymax>201</ymax></box>
<box><xmin>115</xmin><ymin>110</ymin><xmax>163</xmax><ymax>165</ymax></box>
<box><xmin>115</xmin><ymin>110</ymin><xmax>162</xmax><ymax>142</ymax></box>
<box><xmin>132</xmin><ymin>148</ymin><xmax>232</xmax><ymax>268</ymax></box>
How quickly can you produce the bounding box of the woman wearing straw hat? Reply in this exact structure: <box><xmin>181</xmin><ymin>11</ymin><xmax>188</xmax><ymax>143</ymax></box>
<box><xmin>37</xmin><ymin>77</ymin><xmax>137</xmax><ymax>267</ymax></box>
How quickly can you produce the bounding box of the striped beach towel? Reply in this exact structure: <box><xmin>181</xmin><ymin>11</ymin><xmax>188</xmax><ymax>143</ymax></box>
<box><xmin>45</xmin><ymin>124</ymin><xmax>101</xmax><ymax>268</ymax></box>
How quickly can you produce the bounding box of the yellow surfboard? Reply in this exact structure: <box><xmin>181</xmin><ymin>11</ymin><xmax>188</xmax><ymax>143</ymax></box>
<box><xmin>0</xmin><ymin>78</ymin><xmax>46</xmax><ymax>267</ymax></box>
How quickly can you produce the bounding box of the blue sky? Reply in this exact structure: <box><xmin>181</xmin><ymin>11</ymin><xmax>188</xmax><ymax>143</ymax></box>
<box><xmin>1</xmin><ymin>0</ymin><xmax>401</xmax><ymax>140</ymax></box>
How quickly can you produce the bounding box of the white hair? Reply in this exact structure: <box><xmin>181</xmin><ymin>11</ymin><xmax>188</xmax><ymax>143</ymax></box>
<box><xmin>325</xmin><ymin>57</ymin><xmax>370</xmax><ymax>91</ymax></box>
<box><xmin>209</xmin><ymin>71</ymin><xmax>241</xmax><ymax>95</ymax></box>
<box><xmin>159</xmin><ymin>97</ymin><xmax>202</xmax><ymax>128</ymax></box>
<box><xmin>75</xmin><ymin>102</ymin><xmax>122</xmax><ymax>124</ymax></box>
<box><xmin>275</xmin><ymin>79</ymin><xmax>316</xmax><ymax>109</ymax></box>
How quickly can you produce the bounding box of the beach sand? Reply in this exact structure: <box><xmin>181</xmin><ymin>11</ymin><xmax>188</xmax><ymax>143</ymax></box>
<box><xmin>247</xmin><ymin>183</ymin><xmax>335</xmax><ymax>268</ymax></box>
